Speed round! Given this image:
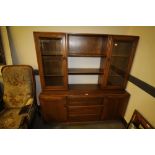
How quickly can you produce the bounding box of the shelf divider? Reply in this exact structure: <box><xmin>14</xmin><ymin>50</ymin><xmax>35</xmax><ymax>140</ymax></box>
<box><xmin>68</xmin><ymin>68</ymin><xmax>104</xmax><ymax>75</ymax></box>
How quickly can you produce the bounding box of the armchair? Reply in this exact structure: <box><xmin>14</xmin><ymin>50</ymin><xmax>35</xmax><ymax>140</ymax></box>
<box><xmin>0</xmin><ymin>65</ymin><xmax>36</xmax><ymax>128</ymax></box>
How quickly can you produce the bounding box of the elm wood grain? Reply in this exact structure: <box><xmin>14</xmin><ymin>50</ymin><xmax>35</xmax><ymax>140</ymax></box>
<box><xmin>39</xmin><ymin>90</ymin><xmax>129</xmax><ymax>122</ymax></box>
<box><xmin>40</xmin><ymin>89</ymin><xmax>126</xmax><ymax>97</ymax></box>
<box><xmin>35</xmin><ymin>32</ymin><xmax>139</xmax><ymax>90</ymax></box>
<box><xmin>33</xmin><ymin>32</ymin><xmax>68</xmax><ymax>90</ymax></box>
<box><xmin>68</xmin><ymin>96</ymin><xmax>103</xmax><ymax>106</ymax></box>
<box><xmin>68</xmin><ymin>114</ymin><xmax>100</xmax><ymax>122</ymax></box>
<box><xmin>68</xmin><ymin>105</ymin><xmax>103</xmax><ymax>115</ymax></box>
<box><xmin>101</xmin><ymin>93</ymin><xmax>130</xmax><ymax>120</ymax></box>
<box><xmin>101</xmin><ymin>36</ymin><xmax>139</xmax><ymax>89</ymax></box>
<box><xmin>107</xmin><ymin>36</ymin><xmax>139</xmax><ymax>89</ymax></box>
<box><xmin>40</xmin><ymin>96</ymin><xmax>67</xmax><ymax>122</ymax></box>
<box><xmin>68</xmin><ymin>53</ymin><xmax>106</xmax><ymax>57</ymax></box>
<box><xmin>34</xmin><ymin>32</ymin><xmax>139</xmax><ymax>123</ymax></box>
<box><xmin>68</xmin><ymin>68</ymin><xmax>104</xmax><ymax>75</ymax></box>
<box><xmin>68</xmin><ymin>34</ymin><xmax>108</xmax><ymax>56</ymax></box>
<box><xmin>100</xmin><ymin>36</ymin><xmax>113</xmax><ymax>88</ymax></box>
<box><xmin>69</xmin><ymin>84</ymin><xmax>101</xmax><ymax>90</ymax></box>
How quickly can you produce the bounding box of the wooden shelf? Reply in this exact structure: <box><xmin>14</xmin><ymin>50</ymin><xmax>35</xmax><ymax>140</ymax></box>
<box><xmin>68</xmin><ymin>68</ymin><xmax>104</xmax><ymax>75</ymax></box>
<box><xmin>44</xmin><ymin>75</ymin><xmax>64</xmax><ymax>77</ymax></box>
<box><xmin>42</xmin><ymin>54</ymin><xmax>63</xmax><ymax>56</ymax></box>
<box><xmin>69</xmin><ymin>53</ymin><xmax>106</xmax><ymax>57</ymax></box>
<box><xmin>69</xmin><ymin>84</ymin><xmax>101</xmax><ymax>90</ymax></box>
<box><xmin>112</xmin><ymin>55</ymin><xmax>129</xmax><ymax>58</ymax></box>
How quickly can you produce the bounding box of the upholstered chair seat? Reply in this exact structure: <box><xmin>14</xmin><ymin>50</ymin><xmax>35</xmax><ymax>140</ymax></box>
<box><xmin>0</xmin><ymin>65</ymin><xmax>36</xmax><ymax>129</ymax></box>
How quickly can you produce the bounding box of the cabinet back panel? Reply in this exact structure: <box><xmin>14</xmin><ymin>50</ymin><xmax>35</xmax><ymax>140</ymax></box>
<box><xmin>68</xmin><ymin>35</ymin><xmax>108</xmax><ymax>55</ymax></box>
<box><xmin>68</xmin><ymin>75</ymin><xmax>99</xmax><ymax>84</ymax></box>
<box><xmin>68</xmin><ymin>57</ymin><xmax>101</xmax><ymax>68</ymax></box>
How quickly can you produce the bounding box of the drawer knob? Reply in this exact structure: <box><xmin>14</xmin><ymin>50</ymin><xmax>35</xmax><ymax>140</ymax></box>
<box><xmin>85</xmin><ymin>93</ymin><xmax>88</xmax><ymax>96</ymax></box>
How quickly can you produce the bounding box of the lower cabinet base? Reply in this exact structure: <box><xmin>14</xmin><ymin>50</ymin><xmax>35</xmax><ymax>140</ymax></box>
<box><xmin>39</xmin><ymin>90</ymin><xmax>130</xmax><ymax>123</ymax></box>
<box><xmin>68</xmin><ymin>114</ymin><xmax>100</xmax><ymax>122</ymax></box>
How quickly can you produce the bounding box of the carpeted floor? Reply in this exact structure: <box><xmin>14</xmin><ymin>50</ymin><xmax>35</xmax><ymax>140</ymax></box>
<box><xmin>31</xmin><ymin>113</ymin><xmax>125</xmax><ymax>129</ymax></box>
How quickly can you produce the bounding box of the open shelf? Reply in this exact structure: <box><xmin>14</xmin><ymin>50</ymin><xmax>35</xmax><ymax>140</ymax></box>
<box><xmin>68</xmin><ymin>68</ymin><xmax>104</xmax><ymax>75</ymax></box>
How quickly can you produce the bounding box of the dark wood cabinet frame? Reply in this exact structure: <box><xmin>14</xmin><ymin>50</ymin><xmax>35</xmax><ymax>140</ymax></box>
<box><xmin>34</xmin><ymin>32</ymin><xmax>139</xmax><ymax>124</ymax></box>
<box><xmin>0</xmin><ymin>29</ymin><xmax>6</xmax><ymax>65</ymax></box>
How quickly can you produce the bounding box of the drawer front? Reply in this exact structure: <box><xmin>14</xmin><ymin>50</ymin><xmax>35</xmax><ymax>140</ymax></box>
<box><xmin>68</xmin><ymin>96</ymin><xmax>103</xmax><ymax>106</ymax></box>
<box><xmin>68</xmin><ymin>105</ymin><xmax>103</xmax><ymax>115</ymax></box>
<box><xmin>69</xmin><ymin>114</ymin><xmax>100</xmax><ymax>122</ymax></box>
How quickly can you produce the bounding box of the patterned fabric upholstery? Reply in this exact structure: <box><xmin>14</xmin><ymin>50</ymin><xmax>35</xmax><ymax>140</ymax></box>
<box><xmin>0</xmin><ymin>65</ymin><xmax>36</xmax><ymax>129</ymax></box>
<box><xmin>0</xmin><ymin>108</ymin><xmax>25</xmax><ymax>128</ymax></box>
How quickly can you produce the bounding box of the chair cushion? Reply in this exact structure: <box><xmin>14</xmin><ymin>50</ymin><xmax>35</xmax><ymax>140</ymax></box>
<box><xmin>0</xmin><ymin>108</ymin><xmax>26</xmax><ymax>129</ymax></box>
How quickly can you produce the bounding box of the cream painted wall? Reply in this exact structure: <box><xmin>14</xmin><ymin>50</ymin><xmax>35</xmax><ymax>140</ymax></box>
<box><xmin>4</xmin><ymin>26</ymin><xmax>155</xmax><ymax>126</ymax></box>
<box><xmin>1</xmin><ymin>26</ymin><xmax>13</xmax><ymax>65</ymax></box>
<box><xmin>124</xmin><ymin>27</ymin><xmax>155</xmax><ymax>126</ymax></box>
<box><xmin>125</xmin><ymin>82</ymin><xmax>155</xmax><ymax>125</ymax></box>
<box><xmin>127</xmin><ymin>27</ymin><xmax>155</xmax><ymax>86</ymax></box>
<box><xmin>0</xmin><ymin>27</ymin><xmax>13</xmax><ymax>85</ymax></box>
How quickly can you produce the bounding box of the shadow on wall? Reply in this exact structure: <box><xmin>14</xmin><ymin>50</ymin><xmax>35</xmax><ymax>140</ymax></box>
<box><xmin>6</xmin><ymin>27</ymin><xmax>17</xmax><ymax>65</ymax></box>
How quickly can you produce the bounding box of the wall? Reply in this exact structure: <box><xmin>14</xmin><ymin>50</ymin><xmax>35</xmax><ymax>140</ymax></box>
<box><xmin>2</xmin><ymin>26</ymin><xmax>155</xmax><ymax>126</ymax></box>
<box><xmin>0</xmin><ymin>27</ymin><xmax>12</xmax><ymax>66</ymax></box>
<box><xmin>124</xmin><ymin>27</ymin><xmax>155</xmax><ymax>125</ymax></box>
<box><xmin>0</xmin><ymin>27</ymin><xmax>12</xmax><ymax>85</ymax></box>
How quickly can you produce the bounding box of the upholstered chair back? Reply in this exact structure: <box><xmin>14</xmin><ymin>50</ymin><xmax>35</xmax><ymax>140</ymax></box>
<box><xmin>1</xmin><ymin>65</ymin><xmax>34</xmax><ymax>108</ymax></box>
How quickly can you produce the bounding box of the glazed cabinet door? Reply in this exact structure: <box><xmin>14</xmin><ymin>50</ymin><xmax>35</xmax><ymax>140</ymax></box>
<box><xmin>34</xmin><ymin>32</ymin><xmax>68</xmax><ymax>90</ymax></box>
<box><xmin>105</xmin><ymin>36</ymin><xmax>139</xmax><ymax>89</ymax></box>
<box><xmin>40</xmin><ymin>95</ymin><xmax>67</xmax><ymax>122</ymax></box>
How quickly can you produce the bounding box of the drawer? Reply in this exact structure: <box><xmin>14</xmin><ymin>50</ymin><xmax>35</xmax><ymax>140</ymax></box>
<box><xmin>68</xmin><ymin>96</ymin><xmax>103</xmax><ymax>106</ymax></box>
<box><xmin>68</xmin><ymin>105</ymin><xmax>103</xmax><ymax>115</ymax></box>
<box><xmin>69</xmin><ymin>114</ymin><xmax>100</xmax><ymax>122</ymax></box>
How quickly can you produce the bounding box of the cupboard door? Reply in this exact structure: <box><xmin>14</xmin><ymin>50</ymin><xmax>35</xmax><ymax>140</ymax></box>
<box><xmin>34</xmin><ymin>32</ymin><xmax>68</xmax><ymax>90</ymax></box>
<box><xmin>105</xmin><ymin>36</ymin><xmax>139</xmax><ymax>89</ymax></box>
<box><xmin>40</xmin><ymin>96</ymin><xmax>67</xmax><ymax>122</ymax></box>
<box><xmin>101</xmin><ymin>94</ymin><xmax>129</xmax><ymax>120</ymax></box>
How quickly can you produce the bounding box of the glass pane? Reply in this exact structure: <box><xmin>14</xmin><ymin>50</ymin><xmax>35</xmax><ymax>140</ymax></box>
<box><xmin>112</xmin><ymin>41</ymin><xmax>133</xmax><ymax>56</ymax></box>
<box><xmin>44</xmin><ymin>76</ymin><xmax>64</xmax><ymax>86</ymax></box>
<box><xmin>42</xmin><ymin>56</ymin><xmax>63</xmax><ymax>76</ymax></box>
<box><xmin>40</xmin><ymin>38</ymin><xmax>62</xmax><ymax>55</ymax></box>
<box><xmin>111</xmin><ymin>56</ymin><xmax>129</xmax><ymax>71</ymax></box>
<box><xmin>107</xmin><ymin>76</ymin><xmax>124</xmax><ymax>86</ymax></box>
<box><xmin>107</xmin><ymin>40</ymin><xmax>133</xmax><ymax>87</ymax></box>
